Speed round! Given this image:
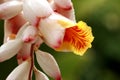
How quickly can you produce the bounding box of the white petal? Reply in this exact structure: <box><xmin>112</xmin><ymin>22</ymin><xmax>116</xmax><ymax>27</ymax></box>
<box><xmin>23</xmin><ymin>0</ymin><xmax>53</xmax><ymax>25</ymax></box>
<box><xmin>0</xmin><ymin>39</ymin><xmax>23</xmax><ymax>62</ymax></box>
<box><xmin>34</xmin><ymin>67</ymin><xmax>49</xmax><ymax>80</ymax></box>
<box><xmin>36</xmin><ymin>50</ymin><xmax>61</xmax><ymax>80</ymax></box>
<box><xmin>39</xmin><ymin>13</ymin><xmax>66</xmax><ymax>49</ymax></box>
<box><xmin>6</xmin><ymin>60</ymin><xmax>31</xmax><ymax>80</ymax></box>
<box><xmin>0</xmin><ymin>1</ymin><xmax>22</xmax><ymax>19</ymax></box>
<box><xmin>22</xmin><ymin>25</ymin><xmax>37</xmax><ymax>43</ymax></box>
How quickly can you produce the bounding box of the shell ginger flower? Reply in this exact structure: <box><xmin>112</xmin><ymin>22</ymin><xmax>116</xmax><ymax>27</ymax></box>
<box><xmin>0</xmin><ymin>0</ymin><xmax>94</xmax><ymax>80</ymax></box>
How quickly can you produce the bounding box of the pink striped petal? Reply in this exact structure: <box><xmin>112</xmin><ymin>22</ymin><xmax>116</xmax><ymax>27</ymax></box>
<box><xmin>0</xmin><ymin>1</ymin><xmax>22</xmax><ymax>19</ymax></box>
<box><xmin>34</xmin><ymin>67</ymin><xmax>49</xmax><ymax>80</ymax></box>
<box><xmin>0</xmin><ymin>39</ymin><xmax>23</xmax><ymax>62</ymax></box>
<box><xmin>35</xmin><ymin>50</ymin><xmax>61</xmax><ymax>80</ymax></box>
<box><xmin>6</xmin><ymin>60</ymin><xmax>31</xmax><ymax>80</ymax></box>
<box><xmin>23</xmin><ymin>0</ymin><xmax>53</xmax><ymax>26</ymax></box>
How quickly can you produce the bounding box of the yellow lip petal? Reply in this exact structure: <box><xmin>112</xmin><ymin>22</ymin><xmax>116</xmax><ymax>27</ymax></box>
<box><xmin>57</xmin><ymin>21</ymin><xmax>94</xmax><ymax>56</ymax></box>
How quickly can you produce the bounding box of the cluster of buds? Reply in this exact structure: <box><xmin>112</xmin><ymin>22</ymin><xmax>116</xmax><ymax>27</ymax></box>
<box><xmin>0</xmin><ymin>0</ymin><xmax>94</xmax><ymax>80</ymax></box>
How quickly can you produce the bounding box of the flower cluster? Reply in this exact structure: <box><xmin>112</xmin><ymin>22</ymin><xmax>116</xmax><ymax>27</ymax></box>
<box><xmin>0</xmin><ymin>0</ymin><xmax>94</xmax><ymax>80</ymax></box>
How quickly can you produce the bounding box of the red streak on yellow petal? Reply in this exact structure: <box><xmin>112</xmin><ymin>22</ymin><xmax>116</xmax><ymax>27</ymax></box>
<box><xmin>64</xmin><ymin>26</ymin><xmax>86</xmax><ymax>48</ymax></box>
<box><xmin>63</xmin><ymin>21</ymin><xmax>94</xmax><ymax>55</ymax></box>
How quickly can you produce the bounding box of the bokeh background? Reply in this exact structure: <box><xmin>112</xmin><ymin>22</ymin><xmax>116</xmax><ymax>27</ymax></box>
<box><xmin>0</xmin><ymin>0</ymin><xmax>120</xmax><ymax>80</ymax></box>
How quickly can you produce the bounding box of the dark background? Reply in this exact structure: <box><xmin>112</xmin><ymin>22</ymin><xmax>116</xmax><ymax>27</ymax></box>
<box><xmin>0</xmin><ymin>0</ymin><xmax>120</xmax><ymax>80</ymax></box>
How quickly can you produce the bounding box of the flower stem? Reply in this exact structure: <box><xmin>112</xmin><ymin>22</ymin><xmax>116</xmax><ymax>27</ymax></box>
<box><xmin>28</xmin><ymin>44</ymin><xmax>34</xmax><ymax>80</ymax></box>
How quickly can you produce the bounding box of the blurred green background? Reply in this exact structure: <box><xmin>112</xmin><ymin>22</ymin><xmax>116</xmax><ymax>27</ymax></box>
<box><xmin>0</xmin><ymin>0</ymin><xmax>120</xmax><ymax>80</ymax></box>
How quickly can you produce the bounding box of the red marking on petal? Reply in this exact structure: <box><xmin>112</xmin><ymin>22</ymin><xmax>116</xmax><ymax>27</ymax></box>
<box><xmin>22</xmin><ymin>53</ymin><xmax>30</xmax><ymax>61</ymax></box>
<box><xmin>22</xmin><ymin>56</ymin><xmax>28</xmax><ymax>61</ymax></box>
<box><xmin>23</xmin><ymin>37</ymin><xmax>34</xmax><ymax>43</ymax></box>
<box><xmin>54</xmin><ymin>9</ymin><xmax>58</xmax><ymax>12</ymax></box>
<box><xmin>62</xmin><ymin>6</ymin><xmax>72</xmax><ymax>11</ymax></box>
<box><xmin>53</xmin><ymin>39</ymin><xmax>62</xmax><ymax>49</ymax></box>
<box><xmin>34</xmin><ymin>16</ymin><xmax>49</xmax><ymax>27</ymax></box>
<box><xmin>34</xmin><ymin>17</ymin><xmax>41</xmax><ymax>27</ymax></box>
<box><xmin>55</xmin><ymin>3</ymin><xmax>72</xmax><ymax>11</ymax></box>
<box><xmin>58</xmin><ymin>39</ymin><xmax>62</xmax><ymax>46</ymax></box>
<box><xmin>56</xmin><ymin>74</ymin><xmax>62</xmax><ymax>80</ymax></box>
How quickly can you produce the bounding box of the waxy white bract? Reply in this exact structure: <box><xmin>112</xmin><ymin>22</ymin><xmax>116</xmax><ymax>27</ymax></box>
<box><xmin>36</xmin><ymin>50</ymin><xmax>61</xmax><ymax>80</ymax></box>
<box><xmin>6</xmin><ymin>60</ymin><xmax>31</xmax><ymax>80</ymax></box>
<box><xmin>0</xmin><ymin>39</ymin><xmax>23</xmax><ymax>62</ymax></box>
